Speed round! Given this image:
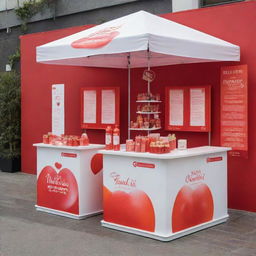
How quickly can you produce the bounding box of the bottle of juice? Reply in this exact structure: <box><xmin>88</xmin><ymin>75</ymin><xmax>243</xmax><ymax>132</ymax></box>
<box><xmin>105</xmin><ymin>126</ymin><xmax>113</xmax><ymax>150</ymax></box>
<box><xmin>113</xmin><ymin>125</ymin><xmax>120</xmax><ymax>151</ymax></box>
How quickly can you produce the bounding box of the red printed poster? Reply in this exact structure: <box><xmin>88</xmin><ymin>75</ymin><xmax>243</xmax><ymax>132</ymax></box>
<box><xmin>83</xmin><ymin>90</ymin><xmax>97</xmax><ymax>123</ymax></box>
<box><xmin>190</xmin><ymin>88</ymin><xmax>205</xmax><ymax>126</ymax></box>
<box><xmin>220</xmin><ymin>65</ymin><xmax>248</xmax><ymax>157</ymax></box>
<box><xmin>102</xmin><ymin>89</ymin><xmax>115</xmax><ymax>124</ymax></box>
<box><xmin>169</xmin><ymin>89</ymin><xmax>184</xmax><ymax>126</ymax></box>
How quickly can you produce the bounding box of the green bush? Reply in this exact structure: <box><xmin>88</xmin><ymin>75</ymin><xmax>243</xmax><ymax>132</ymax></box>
<box><xmin>0</xmin><ymin>72</ymin><xmax>21</xmax><ymax>159</ymax></box>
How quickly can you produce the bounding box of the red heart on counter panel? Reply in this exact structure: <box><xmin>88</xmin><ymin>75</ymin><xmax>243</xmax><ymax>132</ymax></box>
<box><xmin>37</xmin><ymin>166</ymin><xmax>79</xmax><ymax>214</ymax></box>
<box><xmin>172</xmin><ymin>183</ymin><xmax>214</xmax><ymax>233</ymax></box>
<box><xmin>91</xmin><ymin>154</ymin><xmax>103</xmax><ymax>175</ymax></box>
<box><xmin>103</xmin><ymin>186</ymin><xmax>155</xmax><ymax>232</ymax></box>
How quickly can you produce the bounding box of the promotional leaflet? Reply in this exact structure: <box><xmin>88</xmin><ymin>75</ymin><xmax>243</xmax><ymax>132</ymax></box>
<box><xmin>169</xmin><ymin>89</ymin><xmax>184</xmax><ymax>126</ymax></box>
<box><xmin>101</xmin><ymin>89</ymin><xmax>116</xmax><ymax>124</ymax></box>
<box><xmin>190</xmin><ymin>88</ymin><xmax>205</xmax><ymax>126</ymax></box>
<box><xmin>83</xmin><ymin>90</ymin><xmax>97</xmax><ymax>123</ymax></box>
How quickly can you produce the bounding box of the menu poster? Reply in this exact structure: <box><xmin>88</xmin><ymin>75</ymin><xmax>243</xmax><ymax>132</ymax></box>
<box><xmin>165</xmin><ymin>86</ymin><xmax>210</xmax><ymax>132</ymax></box>
<box><xmin>52</xmin><ymin>84</ymin><xmax>65</xmax><ymax>136</ymax></box>
<box><xmin>220</xmin><ymin>65</ymin><xmax>248</xmax><ymax>157</ymax></box>
<box><xmin>83</xmin><ymin>90</ymin><xmax>97</xmax><ymax>123</ymax></box>
<box><xmin>102</xmin><ymin>89</ymin><xmax>115</xmax><ymax>124</ymax></box>
<box><xmin>190</xmin><ymin>88</ymin><xmax>205</xmax><ymax>126</ymax></box>
<box><xmin>169</xmin><ymin>89</ymin><xmax>184</xmax><ymax>126</ymax></box>
<box><xmin>81</xmin><ymin>87</ymin><xmax>120</xmax><ymax>129</ymax></box>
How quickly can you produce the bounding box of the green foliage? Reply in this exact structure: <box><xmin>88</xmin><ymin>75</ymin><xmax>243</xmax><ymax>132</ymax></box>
<box><xmin>8</xmin><ymin>48</ymin><xmax>21</xmax><ymax>68</ymax></box>
<box><xmin>0</xmin><ymin>72</ymin><xmax>21</xmax><ymax>159</ymax></box>
<box><xmin>15</xmin><ymin>0</ymin><xmax>56</xmax><ymax>33</ymax></box>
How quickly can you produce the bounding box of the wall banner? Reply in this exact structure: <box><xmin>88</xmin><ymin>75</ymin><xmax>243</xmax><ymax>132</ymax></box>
<box><xmin>52</xmin><ymin>84</ymin><xmax>65</xmax><ymax>136</ymax></box>
<box><xmin>220</xmin><ymin>65</ymin><xmax>248</xmax><ymax>158</ymax></box>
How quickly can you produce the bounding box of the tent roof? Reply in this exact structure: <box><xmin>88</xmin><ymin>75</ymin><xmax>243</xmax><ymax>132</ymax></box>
<box><xmin>36</xmin><ymin>10</ymin><xmax>240</xmax><ymax>68</ymax></box>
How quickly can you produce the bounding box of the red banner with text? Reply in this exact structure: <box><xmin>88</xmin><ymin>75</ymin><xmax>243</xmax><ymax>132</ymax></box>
<box><xmin>220</xmin><ymin>65</ymin><xmax>248</xmax><ymax>158</ymax></box>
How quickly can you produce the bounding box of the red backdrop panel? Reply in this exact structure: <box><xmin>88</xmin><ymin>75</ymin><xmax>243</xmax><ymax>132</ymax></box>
<box><xmin>21</xmin><ymin>1</ymin><xmax>256</xmax><ymax>212</ymax></box>
<box><xmin>20</xmin><ymin>25</ymin><xmax>128</xmax><ymax>175</ymax></box>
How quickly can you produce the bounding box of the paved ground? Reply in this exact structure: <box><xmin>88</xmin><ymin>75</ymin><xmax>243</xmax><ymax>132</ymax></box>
<box><xmin>0</xmin><ymin>171</ymin><xmax>255</xmax><ymax>256</ymax></box>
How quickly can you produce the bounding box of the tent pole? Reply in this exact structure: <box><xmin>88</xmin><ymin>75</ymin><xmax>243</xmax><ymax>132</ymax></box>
<box><xmin>128</xmin><ymin>54</ymin><xmax>131</xmax><ymax>139</ymax></box>
<box><xmin>147</xmin><ymin>48</ymin><xmax>150</xmax><ymax>136</ymax></box>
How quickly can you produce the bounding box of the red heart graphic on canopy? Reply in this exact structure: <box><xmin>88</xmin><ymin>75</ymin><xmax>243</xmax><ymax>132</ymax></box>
<box><xmin>71</xmin><ymin>28</ymin><xmax>119</xmax><ymax>49</ymax></box>
<box><xmin>37</xmin><ymin>166</ymin><xmax>79</xmax><ymax>214</ymax></box>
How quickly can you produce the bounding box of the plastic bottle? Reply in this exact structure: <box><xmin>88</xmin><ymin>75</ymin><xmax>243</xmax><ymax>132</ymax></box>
<box><xmin>80</xmin><ymin>132</ymin><xmax>89</xmax><ymax>146</ymax></box>
<box><xmin>105</xmin><ymin>126</ymin><xmax>113</xmax><ymax>150</ymax></box>
<box><xmin>113</xmin><ymin>125</ymin><xmax>120</xmax><ymax>151</ymax></box>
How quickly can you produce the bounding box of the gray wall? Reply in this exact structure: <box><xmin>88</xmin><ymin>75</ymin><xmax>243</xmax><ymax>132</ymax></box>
<box><xmin>0</xmin><ymin>0</ymin><xmax>172</xmax><ymax>71</ymax></box>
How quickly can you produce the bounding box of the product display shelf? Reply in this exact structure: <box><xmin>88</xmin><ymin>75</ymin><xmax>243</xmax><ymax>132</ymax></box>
<box><xmin>129</xmin><ymin>127</ymin><xmax>162</xmax><ymax>131</ymax></box>
<box><xmin>136</xmin><ymin>100</ymin><xmax>162</xmax><ymax>103</ymax></box>
<box><xmin>136</xmin><ymin>111</ymin><xmax>161</xmax><ymax>114</ymax></box>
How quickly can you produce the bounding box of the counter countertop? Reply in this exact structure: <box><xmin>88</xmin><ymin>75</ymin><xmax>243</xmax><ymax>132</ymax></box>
<box><xmin>33</xmin><ymin>143</ymin><xmax>105</xmax><ymax>151</ymax></box>
<box><xmin>98</xmin><ymin>146</ymin><xmax>231</xmax><ymax>160</ymax></box>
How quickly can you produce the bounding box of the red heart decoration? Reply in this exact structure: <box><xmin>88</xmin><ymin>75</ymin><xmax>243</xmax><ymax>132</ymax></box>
<box><xmin>172</xmin><ymin>183</ymin><xmax>214</xmax><ymax>233</ymax></box>
<box><xmin>103</xmin><ymin>186</ymin><xmax>155</xmax><ymax>232</ymax></box>
<box><xmin>90</xmin><ymin>154</ymin><xmax>103</xmax><ymax>175</ymax></box>
<box><xmin>37</xmin><ymin>166</ymin><xmax>79</xmax><ymax>214</ymax></box>
<box><xmin>55</xmin><ymin>162</ymin><xmax>62</xmax><ymax>169</ymax></box>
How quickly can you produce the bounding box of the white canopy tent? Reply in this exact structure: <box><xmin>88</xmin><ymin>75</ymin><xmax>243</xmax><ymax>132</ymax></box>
<box><xmin>37</xmin><ymin>10</ymin><xmax>240</xmax><ymax>68</ymax></box>
<box><xmin>36</xmin><ymin>10</ymin><xmax>240</xmax><ymax>138</ymax></box>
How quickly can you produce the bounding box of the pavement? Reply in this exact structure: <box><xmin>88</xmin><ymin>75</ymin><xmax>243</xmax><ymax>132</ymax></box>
<box><xmin>0</xmin><ymin>171</ymin><xmax>256</xmax><ymax>256</ymax></box>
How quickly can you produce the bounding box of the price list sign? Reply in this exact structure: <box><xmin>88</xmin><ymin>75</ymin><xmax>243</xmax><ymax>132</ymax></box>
<box><xmin>220</xmin><ymin>65</ymin><xmax>248</xmax><ymax>157</ymax></box>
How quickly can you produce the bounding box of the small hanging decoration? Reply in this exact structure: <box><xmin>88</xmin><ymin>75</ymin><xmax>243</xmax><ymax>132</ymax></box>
<box><xmin>142</xmin><ymin>69</ymin><xmax>156</xmax><ymax>83</ymax></box>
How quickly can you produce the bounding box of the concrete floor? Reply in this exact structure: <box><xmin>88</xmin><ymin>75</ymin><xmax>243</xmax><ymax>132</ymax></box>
<box><xmin>0</xmin><ymin>171</ymin><xmax>255</xmax><ymax>256</ymax></box>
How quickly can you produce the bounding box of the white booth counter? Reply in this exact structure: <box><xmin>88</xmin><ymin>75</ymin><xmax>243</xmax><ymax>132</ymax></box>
<box><xmin>34</xmin><ymin>143</ymin><xmax>105</xmax><ymax>219</ymax></box>
<box><xmin>99</xmin><ymin>146</ymin><xmax>230</xmax><ymax>241</ymax></box>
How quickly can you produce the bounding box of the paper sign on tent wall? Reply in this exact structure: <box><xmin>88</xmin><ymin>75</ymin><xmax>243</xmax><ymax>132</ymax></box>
<box><xmin>52</xmin><ymin>84</ymin><xmax>65</xmax><ymax>135</ymax></box>
<box><xmin>81</xmin><ymin>87</ymin><xmax>120</xmax><ymax>129</ymax></box>
<box><xmin>165</xmin><ymin>86</ymin><xmax>211</xmax><ymax>132</ymax></box>
<box><xmin>220</xmin><ymin>65</ymin><xmax>248</xmax><ymax>158</ymax></box>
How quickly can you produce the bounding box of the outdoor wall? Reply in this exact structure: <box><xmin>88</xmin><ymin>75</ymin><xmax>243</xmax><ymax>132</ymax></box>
<box><xmin>21</xmin><ymin>1</ymin><xmax>256</xmax><ymax>212</ymax></box>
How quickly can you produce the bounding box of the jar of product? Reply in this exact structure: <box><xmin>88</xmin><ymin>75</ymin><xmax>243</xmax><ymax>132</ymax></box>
<box><xmin>126</xmin><ymin>139</ymin><xmax>135</xmax><ymax>152</ymax></box>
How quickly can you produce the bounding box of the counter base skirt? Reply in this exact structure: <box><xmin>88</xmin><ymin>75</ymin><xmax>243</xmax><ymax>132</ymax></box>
<box><xmin>101</xmin><ymin>215</ymin><xmax>229</xmax><ymax>241</ymax></box>
<box><xmin>35</xmin><ymin>205</ymin><xmax>102</xmax><ymax>219</ymax></box>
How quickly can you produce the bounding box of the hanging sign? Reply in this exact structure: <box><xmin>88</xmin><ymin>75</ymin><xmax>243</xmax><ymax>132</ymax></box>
<box><xmin>52</xmin><ymin>84</ymin><xmax>65</xmax><ymax>136</ymax></box>
<box><xmin>142</xmin><ymin>70</ymin><xmax>156</xmax><ymax>82</ymax></box>
<box><xmin>220</xmin><ymin>65</ymin><xmax>248</xmax><ymax>158</ymax></box>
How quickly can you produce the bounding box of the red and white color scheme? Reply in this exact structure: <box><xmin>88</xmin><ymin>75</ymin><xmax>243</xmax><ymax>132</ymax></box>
<box><xmin>100</xmin><ymin>146</ymin><xmax>230</xmax><ymax>241</ymax></box>
<box><xmin>34</xmin><ymin>143</ymin><xmax>104</xmax><ymax>219</ymax></box>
